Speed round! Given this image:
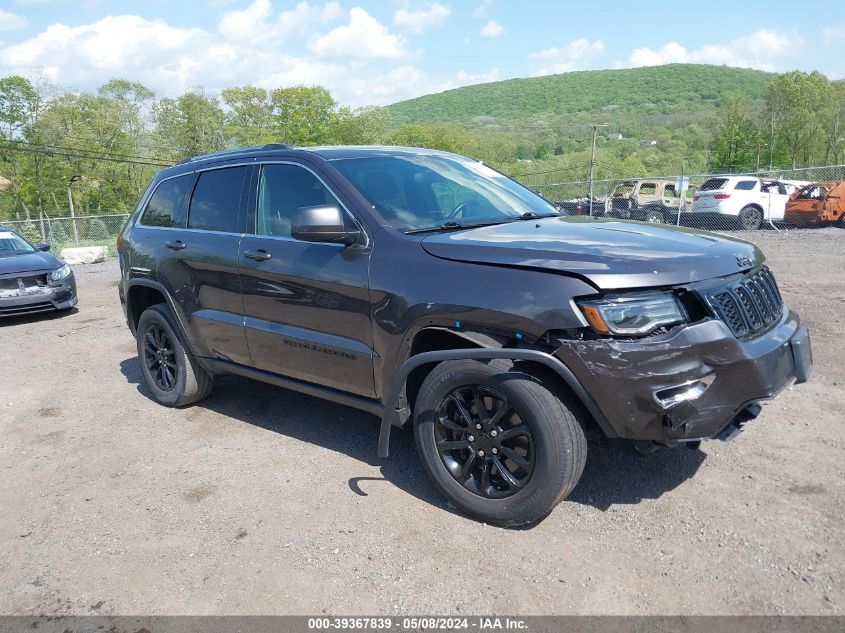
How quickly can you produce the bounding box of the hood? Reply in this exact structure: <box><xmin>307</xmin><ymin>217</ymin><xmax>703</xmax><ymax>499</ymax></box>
<box><xmin>0</xmin><ymin>250</ymin><xmax>62</xmax><ymax>276</ymax></box>
<box><xmin>420</xmin><ymin>217</ymin><xmax>763</xmax><ymax>290</ymax></box>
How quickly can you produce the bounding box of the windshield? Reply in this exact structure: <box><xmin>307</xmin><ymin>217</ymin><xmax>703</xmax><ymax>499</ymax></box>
<box><xmin>612</xmin><ymin>182</ymin><xmax>635</xmax><ymax>196</ymax></box>
<box><xmin>0</xmin><ymin>230</ymin><xmax>35</xmax><ymax>257</ymax></box>
<box><xmin>331</xmin><ymin>154</ymin><xmax>560</xmax><ymax>232</ymax></box>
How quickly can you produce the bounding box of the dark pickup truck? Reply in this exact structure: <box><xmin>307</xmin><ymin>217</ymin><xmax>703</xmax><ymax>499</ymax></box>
<box><xmin>117</xmin><ymin>145</ymin><xmax>812</xmax><ymax>527</ymax></box>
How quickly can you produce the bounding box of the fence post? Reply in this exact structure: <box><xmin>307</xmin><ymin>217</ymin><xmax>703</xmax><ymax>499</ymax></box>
<box><xmin>67</xmin><ymin>182</ymin><xmax>80</xmax><ymax>247</ymax></box>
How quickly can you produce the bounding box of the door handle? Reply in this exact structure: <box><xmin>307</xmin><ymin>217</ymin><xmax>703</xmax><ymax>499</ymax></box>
<box><xmin>244</xmin><ymin>249</ymin><xmax>272</xmax><ymax>261</ymax></box>
<box><xmin>165</xmin><ymin>240</ymin><xmax>186</xmax><ymax>250</ymax></box>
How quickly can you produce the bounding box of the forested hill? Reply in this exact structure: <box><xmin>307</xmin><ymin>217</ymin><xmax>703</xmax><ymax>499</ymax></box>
<box><xmin>388</xmin><ymin>64</ymin><xmax>776</xmax><ymax>126</ymax></box>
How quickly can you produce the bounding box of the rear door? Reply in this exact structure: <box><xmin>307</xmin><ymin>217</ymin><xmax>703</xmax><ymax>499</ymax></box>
<box><xmin>156</xmin><ymin>164</ymin><xmax>251</xmax><ymax>365</ymax></box>
<box><xmin>239</xmin><ymin>161</ymin><xmax>376</xmax><ymax>397</ymax></box>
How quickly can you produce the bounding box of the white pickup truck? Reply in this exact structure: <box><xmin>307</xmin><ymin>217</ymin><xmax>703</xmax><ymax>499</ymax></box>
<box><xmin>688</xmin><ymin>176</ymin><xmax>809</xmax><ymax>230</ymax></box>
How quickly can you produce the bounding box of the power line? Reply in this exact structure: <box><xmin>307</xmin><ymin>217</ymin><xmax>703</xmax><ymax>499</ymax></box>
<box><xmin>1</xmin><ymin>138</ymin><xmax>172</xmax><ymax>165</ymax></box>
<box><xmin>0</xmin><ymin>143</ymin><xmax>171</xmax><ymax>167</ymax></box>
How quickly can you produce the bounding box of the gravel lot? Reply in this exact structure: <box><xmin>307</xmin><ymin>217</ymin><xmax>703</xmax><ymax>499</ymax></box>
<box><xmin>0</xmin><ymin>228</ymin><xmax>843</xmax><ymax>616</ymax></box>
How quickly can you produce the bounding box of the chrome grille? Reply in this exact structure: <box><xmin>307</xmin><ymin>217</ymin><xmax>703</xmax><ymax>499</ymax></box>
<box><xmin>706</xmin><ymin>267</ymin><xmax>784</xmax><ymax>338</ymax></box>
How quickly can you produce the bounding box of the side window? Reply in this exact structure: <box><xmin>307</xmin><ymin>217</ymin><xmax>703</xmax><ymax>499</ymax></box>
<box><xmin>187</xmin><ymin>167</ymin><xmax>246</xmax><ymax>233</ymax></box>
<box><xmin>257</xmin><ymin>164</ymin><xmax>340</xmax><ymax>238</ymax></box>
<box><xmin>664</xmin><ymin>184</ymin><xmax>678</xmax><ymax>197</ymax></box>
<box><xmin>639</xmin><ymin>183</ymin><xmax>657</xmax><ymax>196</ymax></box>
<box><xmin>735</xmin><ymin>180</ymin><xmax>757</xmax><ymax>191</ymax></box>
<box><xmin>140</xmin><ymin>175</ymin><xmax>193</xmax><ymax>227</ymax></box>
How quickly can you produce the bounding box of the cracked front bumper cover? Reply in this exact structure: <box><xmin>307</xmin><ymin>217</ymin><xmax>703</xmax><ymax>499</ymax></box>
<box><xmin>0</xmin><ymin>274</ymin><xmax>77</xmax><ymax>318</ymax></box>
<box><xmin>554</xmin><ymin>310</ymin><xmax>811</xmax><ymax>444</ymax></box>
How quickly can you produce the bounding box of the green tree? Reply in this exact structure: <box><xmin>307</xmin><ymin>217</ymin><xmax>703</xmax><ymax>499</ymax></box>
<box><xmin>765</xmin><ymin>71</ymin><xmax>830</xmax><ymax>168</ymax></box>
<box><xmin>153</xmin><ymin>90</ymin><xmax>226</xmax><ymax>161</ymax></box>
<box><xmin>221</xmin><ymin>86</ymin><xmax>276</xmax><ymax>146</ymax></box>
<box><xmin>334</xmin><ymin>106</ymin><xmax>391</xmax><ymax>145</ymax></box>
<box><xmin>709</xmin><ymin>92</ymin><xmax>757</xmax><ymax>171</ymax></box>
<box><xmin>269</xmin><ymin>86</ymin><xmax>339</xmax><ymax>145</ymax></box>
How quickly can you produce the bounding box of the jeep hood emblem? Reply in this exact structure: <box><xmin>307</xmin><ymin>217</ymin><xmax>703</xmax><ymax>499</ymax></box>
<box><xmin>735</xmin><ymin>255</ymin><xmax>753</xmax><ymax>267</ymax></box>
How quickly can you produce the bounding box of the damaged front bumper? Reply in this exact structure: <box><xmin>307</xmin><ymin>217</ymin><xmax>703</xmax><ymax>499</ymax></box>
<box><xmin>553</xmin><ymin>309</ymin><xmax>812</xmax><ymax>445</ymax></box>
<box><xmin>0</xmin><ymin>274</ymin><xmax>77</xmax><ymax>318</ymax></box>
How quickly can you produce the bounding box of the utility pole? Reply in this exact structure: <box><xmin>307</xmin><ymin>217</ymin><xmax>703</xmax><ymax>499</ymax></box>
<box><xmin>769</xmin><ymin>111</ymin><xmax>775</xmax><ymax>171</ymax></box>
<box><xmin>588</xmin><ymin>123</ymin><xmax>607</xmax><ymax>216</ymax></box>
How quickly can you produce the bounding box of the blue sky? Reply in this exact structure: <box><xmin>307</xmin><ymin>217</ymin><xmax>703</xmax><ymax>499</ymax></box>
<box><xmin>0</xmin><ymin>0</ymin><xmax>843</xmax><ymax>106</ymax></box>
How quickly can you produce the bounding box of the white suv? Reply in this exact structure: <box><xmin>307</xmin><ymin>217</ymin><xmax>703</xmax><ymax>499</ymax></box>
<box><xmin>688</xmin><ymin>176</ymin><xmax>808</xmax><ymax>230</ymax></box>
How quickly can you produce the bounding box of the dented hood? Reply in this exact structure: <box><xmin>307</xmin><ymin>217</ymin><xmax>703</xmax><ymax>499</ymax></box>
<box><xmin>420</xmin><ymin>217</ymin><xmax>763</xmax><ymax>290</ymax></box>
<box><xmin>0</xmin><ymin>250</ymin><xmax>62</xmax><ymax>276</ymax></box>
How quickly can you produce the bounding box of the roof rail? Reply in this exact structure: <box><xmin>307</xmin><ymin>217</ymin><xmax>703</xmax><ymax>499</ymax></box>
<box><xmin>176</xmin><ymin>143</ymin><xmax>293</xmax><ymax>165</ymax></box>
<box><xmin>262</xmin><ymin>143</ymin><xmax>292</xmax><ymax>150</ymax></box>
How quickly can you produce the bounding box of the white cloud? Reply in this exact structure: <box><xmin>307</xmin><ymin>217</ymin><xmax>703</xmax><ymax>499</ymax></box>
<box><xmin>310</xmin><ymin>7</ymin><xmax>410</xmax><ymax>60</ymax></box>
<box><xmin>480</xmin><ymin>19</ymin><xmax>504</xmax><ymax>38</ymax></box>
<box><xmin>626</xmin><ymin>29</ymin><xmax>803</xmax><ymax>72</ymax></box>
<box><xmin>0</xmin><ymin>9</ymin><xmax>426</xmax><ymax>106</ymax></box>
<box><xmin>822</xmin><ymin>26</ymin><xmax>845</xmax><ymax>44</ymax></box>
<box><xmin>455</xmin><ymin>68</ymin><xmax>500</xmax><ymax>85</ymax></box>
<box><xmin>218</xmin><ymin>0</ymin><xmax>273</xmax><ymax>40</ymax></box>
<box><xmin>528</xmin><ymin>38</ymin><xmax>605</xmax><ymax>75</ymax></box>
<box><xmin>344</xmin><ymin>65</ymin><xmax>501</xmax><ymax>104</ymax></box>
<box><xmin>219</xmin><ymin>0</ymin><xmax>342</xmax><ymax>42</ymax></box>
<box><xmin>393</xmin><ymin>3</ymin><xmax>451</xmax><ymax>35</ymax></box>
<box><xmin>472</xmin><ymin>0</ymin><xmax>493</xmax><ymax>18</ymax></box>
<box><xmin>0</xmin><ymin>15</ymin><xmax>206</xmax><ymax>77</ymax></box>
<box><xmin>0</xmin><ymin>9</ymin><xmax>27</xmax><ymax>31</ymax></box>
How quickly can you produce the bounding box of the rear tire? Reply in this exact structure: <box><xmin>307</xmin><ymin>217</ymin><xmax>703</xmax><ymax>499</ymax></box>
<box><xmin>738</xmin><ymin>205</ymin><xmax>763</xmax><ymax>230</ymax></box>
<box><xmin>136</xmin><ymin>303</ymin><xmax>213</xmax><ymax>407</ymax></box>
<box><xmin>643</xmin><ymin>208</ymin><xmax>665</xmax><ymax>224</ymax></box>
<box><xmin>413</xmin><ymin>359</ymin><xmax>587</xmax><ymax>527</ymax></box>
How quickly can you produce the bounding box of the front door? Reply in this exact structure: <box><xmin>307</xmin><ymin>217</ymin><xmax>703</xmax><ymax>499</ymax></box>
<box><xmin>239</xmin><ymin>162</ymin><xmax>375</xmax><ymax>398</ymax></box>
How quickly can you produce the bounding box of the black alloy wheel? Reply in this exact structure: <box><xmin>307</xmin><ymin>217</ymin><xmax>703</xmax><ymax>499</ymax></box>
<box><xmin>434</xmin><ymin>385</ymin><xmax>535</xmax><ymax>499</ymax></box>
<box><xmin>143</xmin><ymin>323</ymin><xmax>178</xmax><ymax>391</ymax></box>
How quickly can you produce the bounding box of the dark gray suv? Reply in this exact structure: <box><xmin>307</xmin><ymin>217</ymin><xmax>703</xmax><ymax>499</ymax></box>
<box><xmin>117</xmin><ymin>144</ymin><xmax>812</xmax><ymax>526</ymax></box>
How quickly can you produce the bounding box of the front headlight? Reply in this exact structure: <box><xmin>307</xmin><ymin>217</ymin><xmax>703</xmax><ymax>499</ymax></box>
<box><xmin>578</xmin><ymin>293</ymin><xmax>688</xmax><ymax>336</ymax></box>
<box><xmin>50</xmin><ymin>264</ymin><xmax>72</xmax><ymax>282</ymax></box>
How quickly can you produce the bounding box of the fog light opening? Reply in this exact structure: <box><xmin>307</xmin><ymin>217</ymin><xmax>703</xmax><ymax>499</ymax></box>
<box><xmin>654</xmin><ymin>374</ymin><xmax>715</xmax><ymax>409</ymax></box>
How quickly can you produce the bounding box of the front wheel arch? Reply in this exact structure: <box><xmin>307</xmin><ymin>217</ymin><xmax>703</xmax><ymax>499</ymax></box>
<box><xmin>378</xmin><ymin>347</ymin><xmax>615</xmax><ymax>459</ymax></box>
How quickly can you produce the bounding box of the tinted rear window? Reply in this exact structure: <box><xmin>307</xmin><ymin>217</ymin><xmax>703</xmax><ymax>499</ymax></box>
<box><xmin>188</xmin><ymin>167</ymin><xmax>246</xmax><ymax>233</ymax></box>
<box><xmin>699</xmin><ymin>178</ymin><xmax>728</xmax><ymax>192</ymax></box>
<box><xmin>735</xmin><ymin>180</ymin><xmax>757</xmax><ymax>191</ymax></box>
<box><xmin>141</xmin><ymin>175</ymin><xmax>193</xmax><ymax>227</ymax></box>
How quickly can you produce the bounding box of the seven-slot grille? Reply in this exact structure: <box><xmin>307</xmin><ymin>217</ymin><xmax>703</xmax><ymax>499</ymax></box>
<box><xmin>706</xmin><ymin>266</ymin><xmax>783</xmax><ymax>338</ymax></box>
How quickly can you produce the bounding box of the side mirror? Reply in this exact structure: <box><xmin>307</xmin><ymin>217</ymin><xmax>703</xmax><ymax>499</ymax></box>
<box><xmin>36</xmin><ymin>242</ymin><xmax>51</xmax><ymax>252</ymax></box>
<box><xmin>291</xmin><ymin>205</ymin><xmax>360</xmax><ymax>246</ymax></box>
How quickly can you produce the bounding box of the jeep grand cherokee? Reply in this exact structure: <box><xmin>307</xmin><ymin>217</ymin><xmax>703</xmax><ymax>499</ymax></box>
<box><xmin>117</xmin><ymin>144</ymin><xmax>812</xmax><ymax>527</ymax></box>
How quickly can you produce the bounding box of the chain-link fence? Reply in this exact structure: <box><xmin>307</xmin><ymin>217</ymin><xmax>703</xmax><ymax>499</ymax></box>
<box><xmin>527</xmin><ymin>164</ymin><xmax>845</xmax><ymax>232</ymax></box>
<box><xmin>2</xmin><ymin>213</ymin><xmax>130</xmax><ymax>257</ymax></box>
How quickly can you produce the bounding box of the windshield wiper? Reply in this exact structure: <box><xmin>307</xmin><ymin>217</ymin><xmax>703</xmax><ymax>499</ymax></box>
<box><xmin>405</xmin><ymin>220</ymin><xmax>504</xmax><ymax>235</ymax></box>
<box><xmin>517</xmin><ymin>211</ymin><xmax>560</xmax><ymax>220</ymax></box>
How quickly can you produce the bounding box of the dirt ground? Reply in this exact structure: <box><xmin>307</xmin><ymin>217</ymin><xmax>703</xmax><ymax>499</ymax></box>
<box><xmin>0</xmin><ymin>228</ymin><xmax>843</xmax><ymax>616</ymax></box>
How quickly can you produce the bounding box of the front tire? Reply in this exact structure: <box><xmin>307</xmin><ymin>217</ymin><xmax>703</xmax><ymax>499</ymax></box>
<box><xmin>413</xmin><ymin>359</ymin><xmax>587</xmax><ymax>527</ymax></box>
<box><xmin>738</xmin><ymin>205</ymin><xmax>763</xmax><ymax>230</ymax></box>
<box><xmin>136</xmin><ymin>303</ymin><xmax>213</xmax><ymax>407</ymax></box>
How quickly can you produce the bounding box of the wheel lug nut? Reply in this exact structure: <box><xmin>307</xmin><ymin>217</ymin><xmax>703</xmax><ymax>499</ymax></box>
<box><xmin>492</xmin><ymin>447</ymin><xmax>498</xmax><ymax>454</ymax></box>
<box><xmin>491</xmin><ymin>430</ymin><xmax>498</xmax><ymax>437</ymax></box>
<box><xmin>468</xmin><ymin>435</ymin><xmax>475</xmax><ymax>442</ymax></box>
<box><xmin>475</xmin><ymin>423</ymin><xmax>482</xmax><ymax>430</ymax></box>
<box><xmin>477</xmin><ymin>450</ymin><xmax>485</xmax><ymax>457</ymax></box>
